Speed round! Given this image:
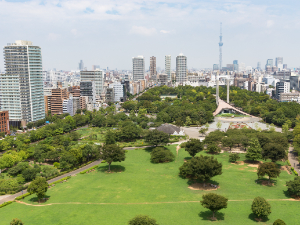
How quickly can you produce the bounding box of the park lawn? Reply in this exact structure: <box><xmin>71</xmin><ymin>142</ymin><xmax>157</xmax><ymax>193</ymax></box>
<box><xmin>0</xmin><ymin>145</ymin><xmax>296</xmax><ymax>224</ymax></box>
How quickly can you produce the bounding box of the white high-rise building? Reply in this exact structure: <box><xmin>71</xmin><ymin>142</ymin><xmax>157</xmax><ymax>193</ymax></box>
<box><xmin>80</xmin><ymin>70</ymin><xmax>104</xmax><ymax>96</ymax></box>
<box><xmin>109</xmin><ymin>82</ymin><xmax>124</xmax><ymax>102</ymax></box>
<box><xmin>239</xmin><ymin>63</ymin><xmax>246</xmax><ymax>72</ymax></box>
<box><xmin>165</xmin><ymin>55</ymin><xmax>171</xmax><ymax>81</ymax></box>
<box><xmin>275</xmin><ymin>57</ymin><xmax>283</xmax><ymax>67</ymax></box>
<box><xmin>1</xmin><ymin>40</ymin><xmax>45</xmax><ymax>126</ymax></box>
<box><xmin>132</xmin><ymin>56</ymin><xmax>145</xmax><ymax>81</ymax></box>
<box><xmin>176</xmin><ymin>53</ymin><xmax>187</xmax><ymax>84</ymax></box>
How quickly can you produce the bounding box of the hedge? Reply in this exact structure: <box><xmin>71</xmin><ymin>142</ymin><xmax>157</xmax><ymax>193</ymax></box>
<box><xmin>49</xmin><ymin>176</ymin><xmax>71</xmax><ymax>185</ymax></box>
<box><xmin>291</xmin><ymin>167</ymin><xmax>298</xmax><ymax>176</ymax></box>
<box><xmin>287</xmin><ymin>160</ymin><xmax>291</xmax><ymax>166</ymax></box>
<box><xmin>15</xmin><ymin>192</ymin><xmax>31</xmax><ymax>200</ymax></box>
<box><xmin>0</xmin><ymin>201</ymin><xmax>13</xmax><ymax>208</ymax></box>
<box><xmin>80</xmin><ymin>165</ymin><xmax>98</xmax><ymax>174</ymax></box>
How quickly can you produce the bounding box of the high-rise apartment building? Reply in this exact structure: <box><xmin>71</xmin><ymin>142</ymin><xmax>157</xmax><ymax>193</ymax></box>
<box><xmin>80</xmin><ymin>70</ymin><xmax>104</xmax><ymax>96</ymax></box>
<box><xmin>176</xmin><ymin>53</ymin><xmax>187</xmax><ymax>84</ymax></box>
<box><xmin>275</xmin><ymin>57</ymin><xmax>283</xmax><ymax>67</ymax></box>
<box><xmin>79</xmin><ymin>60</ymin><xmax>84</xmax><ymax>70</ymax></box>
<box><xmin>150</xmin><ymin>56</ymin><xmax>156</xmax><ymax>81</ymax></box>
<box><xmin>233</xmin><ymin>60</ymin><xmax>238</xmax><ymax>71</ymax></box>
<box><xmin>165</xmin><ymin>55</ymin><xmax>171</xmax><ymax>81</ymax></box>
<box><xmin>266</xmin><ymin>59</ymin><xmax>273</xmax><ymax>69</ymax></box>
<box><xmin>213</xmin><ymin>64</ymin><xmax>219</xmax><ymax>71</ymax></box>
<box><xmin>257</xmin><ymin>62</ymin><xmax>261</xmax><ymax>70</ymax></box>
<box><xmin>1</xmin><ymin>40</ymin><xmax>45</xmax><ymax>126</ymax></box>
<box><xmin>92</xmin><ymin>65</ymin><xmax>100</xmax><ymax>70</ymax></box>
<box><xmin>132</xmin><ymin>56</ymin><xmax>145</xmax><ymax>81</ymax></box>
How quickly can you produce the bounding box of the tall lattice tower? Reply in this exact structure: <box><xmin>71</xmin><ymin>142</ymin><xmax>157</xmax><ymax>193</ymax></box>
<box><xmin>219</xmin><ymin>23</ymin><xmax>223</xmax><ymax>71</ymax></box>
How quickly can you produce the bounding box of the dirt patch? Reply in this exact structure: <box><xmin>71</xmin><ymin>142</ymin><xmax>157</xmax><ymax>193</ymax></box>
<box><xmin>257</xmin><ymin>180</ymin><xmax>274</xmax><ymax>186</ymax></box>
<box><xmin>235</xmin><ymin>161</ymin><xmax>244</xmax><ymax>165</ymax></box>
<box><xmin>254</xmin><ymin>218</ymin><xmax>263</xmax><ymax>222</ymax></box>
<box><xmin>291</xmin><ymin>195</ymin><xmax>300</xmax><ymax>200</ymax></box>
<box><xmin>281</xmin><ymin>166</ymin><xmax>292</xmax><ymax>175</ymax></box>
<box><xmin>188</xmin><ymin>182</ymin><xmax>219</xmax><ymax>191</ymax></box>
<box><xmin>238</xmin><ymin>168</ymin><xmax>244</xmax><ymax>170</ymax></box>
<box><xmin>244</xmin><ymin>160</ymin><xmax>263</xmax><ymax>168</ymax></box>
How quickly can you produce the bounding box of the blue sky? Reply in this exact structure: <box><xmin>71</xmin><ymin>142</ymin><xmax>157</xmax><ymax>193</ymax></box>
<box><xmin>0</xmin><ymin>0</ymin><xmax>299</xmax><ymax>71</ymax></box>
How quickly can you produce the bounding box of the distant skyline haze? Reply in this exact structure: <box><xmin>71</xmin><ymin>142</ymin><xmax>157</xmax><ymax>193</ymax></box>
<box><xmin>0</xmin><ymin>0</ymin><xmax>299</xmax><ymax>71</ymax></box>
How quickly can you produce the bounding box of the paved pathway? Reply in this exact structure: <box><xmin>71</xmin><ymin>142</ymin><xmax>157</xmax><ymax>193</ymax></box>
<box><xmin>0</xmin><ymin>159</ymin><xmax>102</xmax><ymax>205</ymax></box>
<box><xmin>288</xmin><ymin>145</ymin><xmax>299</xmax><ymax>176</ymax></box>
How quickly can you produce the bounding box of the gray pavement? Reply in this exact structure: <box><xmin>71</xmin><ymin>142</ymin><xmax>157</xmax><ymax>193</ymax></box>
<box><xmin>0</xmin><ymin>159</ymin><xmax>102</xmax><ymax>205</ymax></box>
<box><xmin>288</xmin><ymin>145</ymin><xmax>300</xmax><ymax>176</ymax></box>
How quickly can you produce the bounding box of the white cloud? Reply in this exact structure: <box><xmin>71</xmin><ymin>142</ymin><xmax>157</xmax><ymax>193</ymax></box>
<box><xmin>71</xmin><ymin>29</ymin><xmax>78</xmax><ymax>35</ymax></box>
<box><xmin>47</xmin><ymin>33</ymin><xmax>60</xmax><ymax>41</ymax></box>
<box><xmin>160</xmin><ymin>30</ymin><xmax>171</xmax><ymax>34</ymax></box>
<box><xmin>130</xmin><ymin>26</ymin><xmax>156</xmax><ymax>36</ymax></box>
<box><xmin>267</xmin><ymin>20</ymin><xmax>274</xmax><ymax>28</ymax></box>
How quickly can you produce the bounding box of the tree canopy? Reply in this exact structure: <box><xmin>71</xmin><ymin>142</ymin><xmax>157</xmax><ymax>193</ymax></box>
<box><xmin>27</xmin><ymin>177</ymin><xmax>48</xmax><ymax>203</ymax></box>
<box><xmin>200</xmin><ymin>193</ymin><xmax>228</xmax><ymax>220</ymax></box>
<box><xmin>179</xmin><ymin>155</ymin><xmax>222</xmax><ymax>183</ymax></box>
<box><xmin>100</xmin><ymin>144</ymin><xmax>126</xmax><ymax>171</ymax></box>
<box><xmin>257</xmin><ymin>162</ymin><xmax>281</xmax><ymax>185</ymax></box>
<box><xmin>184</xmin><ymin>138</ymin><xmax>203</xmax><ymax>158</ymax></box>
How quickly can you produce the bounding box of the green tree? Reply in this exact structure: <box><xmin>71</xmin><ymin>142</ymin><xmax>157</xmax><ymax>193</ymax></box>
<box><xmin>10</xmin><ymin>218</ymin><xmax>24</xmax><ymax>225</ymax></box>
<box><xmin>257</xmin><ymin>162</ymin><xmax>281</xmax><ymax>185</ymax></box>
<box><xmin>100</xmin><ymin>144</ymin><xmax>125</xmax><ymax>171</ymax></box>
<box><xmin>262</xmin><ymin>143</ymin><xmax>286</xmax><ymax>162</ymax></box>
<box><xmin>104</xmin><ymin>130</ymin><xmax>116</xmax><ymax>145</ymax></box>
<box><xmin>222</xmin><ymin>137</ymin><xmax>234</xmax><ymax>150</ymax></box>
<box><xmin>207</xmin><ymin>144</ymin><xmax>221</xmax><ymax>154</ymax></box>
<box><xmin>199</xmin><ymin>127</ymin><xmax>208</xmax><ymax>136</ymax></box>
<box><xmin>179</xmin><ymin>155</ymin><xmax>222</xmax><ymax>184</ymax></box>
<box><xmin>251</xmin><ymin>197</ymin><xmax>271</xmax><ymax>220</ymax></box>
<box><xmin>241</xmin><ymin>136</ymin><xmax>249</xmax><ymax>150</ymax></box>
<box><xmin>185</xmin><ymin>116</ymin><xmax>192</xmax><ymax>126</ymax></box>
<box><xmin>150</xmin><ymin>147</ymin><xmax>175</xmax><ymax>163</ymax></box>
<box><xmin>216</xmin><ymin>121</ymin><xmax>222</xmax><ymax>130</ymax></box>
<box><xmin>27</xmin><ymin>177</ymin><xmax>48</xmax><ymax>203</ymax></box>
<box><xmin>184</xmin><ymin>138</ymin><xmax>203</xmax><ymax>158</ymax></box>
<box><xmin>286</xmin><ymin>176</ymin><xmax>300</xmax><ymax>197</ymax></box>
<box><xmin>273</xmin><ymin>219</ymin><xmax>286</xmax><ymax>225</ymax></box>
<box><xmin>245</xmin><ymin>138</ymin><xmax>262</xmax><ymax>162</ymax></box>
<box><xmin>145</xmin><ymin>130</ymin><xmax>169</xmax><ymax>147</ymax></box>
<box><xmin>229</xmin><ymin>153</ymin><xmax>240</xmax><ymax>162</ymax></box>
<box><xmin>200</xmin><ymin>193</ymin><xmax>228</xmax><ymax>220</ymax></box>
<box><xmin>128</xmin><ymin>215</ymin><xmax>158</xmax><ymax>225</ymax></box>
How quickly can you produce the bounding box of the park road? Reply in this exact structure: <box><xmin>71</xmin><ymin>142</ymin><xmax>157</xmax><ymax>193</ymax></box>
<box><xmin>0</xmin><ymin>159</ymin><xmax>102</xmax><ymax>205</ymax></box>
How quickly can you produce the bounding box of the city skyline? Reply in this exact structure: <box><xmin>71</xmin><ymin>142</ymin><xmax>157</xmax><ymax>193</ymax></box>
<box><xmin>0</xmin><ymin>0</ymin><xmax>300</xmax><ymax>71</ymax></box>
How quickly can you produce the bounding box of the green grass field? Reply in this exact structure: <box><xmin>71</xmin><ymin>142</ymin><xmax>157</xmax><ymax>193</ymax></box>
<box><xmin>0</xmin><ymin>146</ymin><xmax>298</xmax><ymax>225</ymax></box>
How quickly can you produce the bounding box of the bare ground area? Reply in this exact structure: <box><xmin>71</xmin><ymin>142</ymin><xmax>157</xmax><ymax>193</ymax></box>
<box><xmin>188</xmin><ymin>182</ymin><xmax>219</xmax><ymax>191</ymax></box>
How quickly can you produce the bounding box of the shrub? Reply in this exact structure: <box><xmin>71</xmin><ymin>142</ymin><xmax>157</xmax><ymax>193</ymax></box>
<box><xmin>150</xmin><ymin>147</ymin><xmax>175</xmax><ymax>163</ymax></box>
<box><xmin>0</xmin><ymin>201</ymin><xmax>13</xmax><ymax>208</ymax></box>
<box><xmin>50</xmin><ymin>176</ymin><xmax>71</xmax><ymax>185</ymax></box>
<box><xmin>53</xmin><ymin>162</ymin><xmax>60</xmax><ymax>168</ymax></box>
<box><xmin>10</xmin><ymin>218</ymin><xmax>24</xmax><ymax>225</ymax></box>
<box><xmin>128</xmin><ymin>215</ymin><xmax>158</xmax><ymax>225</ymax></box>
<box><xmin>101</xmin><ymin>160</ymin><xmax>106</xmax><ymax>163</ymax></box>
<box><xmin>273</xmin><ymin>219</ymin><xmax>286</xmax><ymax>225</ymax></box>
<box><xmin>229</xmin><ymin>153</ymin><xmax>240</xmax><ymax>162</ymax></box>
<box><xmin>15</xmin><ymin>192</ymin><xmax>32</xmax><ymax>200</ymax></box>
<box><xmin>80</xmin><ymin>165</ymin><xmax>99</xmax><ymax>174</ymax></box>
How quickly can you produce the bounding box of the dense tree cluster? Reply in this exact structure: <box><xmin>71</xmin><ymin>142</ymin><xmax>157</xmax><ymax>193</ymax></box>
<box><xmin>123</xmin><ymin>86</ymin><xmax>217</xmax><ymax>126</ymax></box>
<box><xmin>204</xmin><ymin>129</ymin><xmax>288</xmax><ymax>162</ymax></box>
<box><xmin>219</xmin><ymin>86</ymin><xmax>300</xmax><ymax>127</ymax></box>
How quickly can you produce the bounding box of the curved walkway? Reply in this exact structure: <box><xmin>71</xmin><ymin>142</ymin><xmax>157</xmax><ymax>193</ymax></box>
<box><xmin>0</xmin><ymin>159</ymin><xmax>102</xmax><ymax>205</ymax></box>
